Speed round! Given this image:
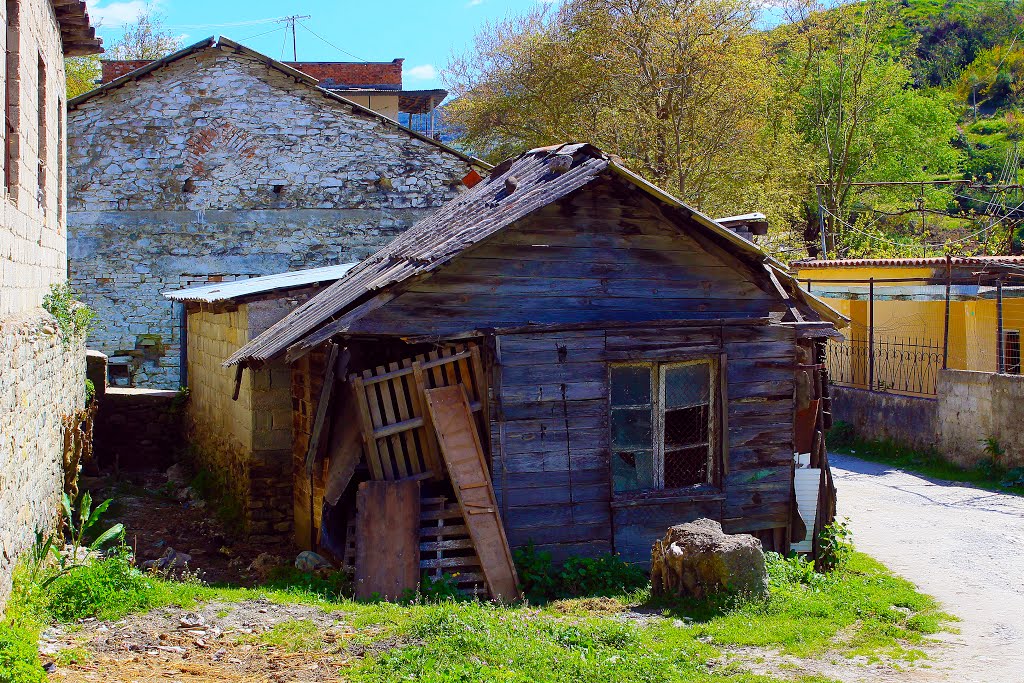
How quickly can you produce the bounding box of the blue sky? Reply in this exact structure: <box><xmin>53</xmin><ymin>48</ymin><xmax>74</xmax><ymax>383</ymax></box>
<box><xmin>87</xmin><ymin>0</ymin><xmax>555</xmax><ymax>90</ymax></box>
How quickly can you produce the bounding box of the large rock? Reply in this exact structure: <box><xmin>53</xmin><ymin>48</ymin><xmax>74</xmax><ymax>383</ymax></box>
<box><xmin>650</xmin><ymin>518</ymin><xmax>767</xmax><ymax>599</ymax></box>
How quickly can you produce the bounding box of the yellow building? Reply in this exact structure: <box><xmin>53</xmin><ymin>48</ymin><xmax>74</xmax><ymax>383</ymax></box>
<box><xmin>791</xmin><ymin>257</ymin><xmax>1024</xmax><ymax>395</ymax></box>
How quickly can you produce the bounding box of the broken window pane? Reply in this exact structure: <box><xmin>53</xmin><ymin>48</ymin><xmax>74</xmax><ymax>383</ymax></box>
<box><xmin>664</xmin><ymin>447</ymin><xmax>710</xmax><ymax>488</ymax></box>
<box><xmin>610</xmin><ymin>365</ymin><xmax>651</xmax><ymax>406</ymax></box>
<box><xmin>612</xmin><ymin>448</ymin><xmax>655</xmax><ymax>493</ymax></box>
<box><xmin>611</xmin><ymin>408</ymin><xmax>652</xmax><ymax>449</ymax></box>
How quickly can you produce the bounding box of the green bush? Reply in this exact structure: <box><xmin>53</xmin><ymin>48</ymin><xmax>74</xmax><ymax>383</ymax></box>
<box><xmin>513</xmin><ymin>544</ymin><xmax>647</xmax><ymax>602</ymax></box>
<box><xmin>44</xmin><ymin>549</ymin><xmax>156</xmax><ymax>622</ymax></box>
<box><xmin>0</xmin><ymin>623</ymin><xmax>45</xmax><ymax>683</ymax></box>
<box><xmin>41</xmin><ymin>282</ymin><xmax>95</xmax><ymax>347</ymax></box>
<box><xmin>817</xmin><ymin>518</ymin><xmax>855</xmax><ymax>571</ymax></box>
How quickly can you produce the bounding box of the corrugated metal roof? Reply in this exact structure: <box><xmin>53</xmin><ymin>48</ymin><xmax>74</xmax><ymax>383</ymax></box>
<box><xmin>163</xmin><ymin>264</ymin><xmax>357</xmax><ymax>303</ymax></box>
<box><xmin>792</xmin><ymin>256</ymin><xmax>1024</xmax><ymax>269</ymax></box>
<box><xmin>226</xmin><ymin>143</ymin><xmax>844</xmax><ymax>366</ymax></box>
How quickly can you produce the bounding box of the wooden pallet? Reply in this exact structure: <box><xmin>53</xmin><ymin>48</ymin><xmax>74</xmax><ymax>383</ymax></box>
<box><xmin>350</xmin><ymin>344</ymin><xmax>489</xmax><ymax>482</ymax></box>
<box><xmin>419</xmin><ymin>495</ymin><xmax>487</xmax><ymax>596</ymax></box>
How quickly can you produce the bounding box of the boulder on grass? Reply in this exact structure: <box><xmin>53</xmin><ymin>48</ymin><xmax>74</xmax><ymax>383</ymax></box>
<box><xmin>650</xmin><ymin>518</ymin><xmax>767</xmax><ymax>599</ymax></box>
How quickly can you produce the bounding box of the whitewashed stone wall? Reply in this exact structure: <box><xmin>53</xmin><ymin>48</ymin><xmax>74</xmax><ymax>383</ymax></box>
<box><xmin>67</xmin><ymin>48</ymin><xmax>475</xmax><ymax>388</ymax></box>
<box><xmin>0</xmin><ymin>0</ymin><xmax>81</xmax><ymax>611</ymax></box>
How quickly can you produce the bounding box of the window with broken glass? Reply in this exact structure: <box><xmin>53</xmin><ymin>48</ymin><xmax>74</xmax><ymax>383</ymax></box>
<box><xmin>609</xmin><ymin>360</ymin><xmax>718</xmax><ymax>494</ymax></box>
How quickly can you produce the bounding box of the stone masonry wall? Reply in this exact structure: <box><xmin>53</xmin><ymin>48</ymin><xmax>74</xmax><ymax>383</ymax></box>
<box><xmin>936</xmin><ymin>370</ymin><xmax>1024</xmax><ymax>468</ymax></box>
<box><xmin>67</xmin><ymin>47</ymin><xmax>474</xmax><ymax>388</ymax></box>
<box><xmin>0</xmin><ymin>0</ymin><xmax>81</xmax><ymax>612</ymax></box>
<box><xmin>830</xmin><ymin>386</ymin><xmax>938</xmax><ymax>452</ymax></box>
<box><xmin>0</xmin><ymin>0</ymin><xmax>68</xmax><ymax>315</ymax></box>
<box><xmin>186</xmin><ymin>299</ymin><xmax>298</xmax><ymax>543</ymax></box>
<box><xmin>0</xmin><ymin>312</ymin><xmax>85</xmax><ymax>608</ymax></box>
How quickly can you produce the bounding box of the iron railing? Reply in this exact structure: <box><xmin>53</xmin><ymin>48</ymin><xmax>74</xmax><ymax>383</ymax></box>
<box><xmin>827</xmin><ymin>338</ymin><xmax>943</xmax><ymax>396</ymax></box>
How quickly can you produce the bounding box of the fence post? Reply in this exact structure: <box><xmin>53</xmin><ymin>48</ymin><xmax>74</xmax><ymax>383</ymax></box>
<box><xmin>997</xmin><ymin>277</ymin><xmax>1005</xmax><ymax>374</ymax></box>
<box><xmin>942</xmin><ymin>257</ymin><xmax>951</xmax><ymax>370</ymax></box>
<box><xmin>868</xmin><ymin>277</ymin><xmax>875</xmax><ymax>391</ymax></box>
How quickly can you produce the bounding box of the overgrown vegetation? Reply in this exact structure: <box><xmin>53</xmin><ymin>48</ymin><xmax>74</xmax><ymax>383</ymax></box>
<box><xmin>829</xmin><ymin>421</ymin><xmax>1024</xmax><ymax>494</ymax></box>
<box><xmin>444</xmin><ymin>0</ymin><xmax>1024</xmax><ymax>258</ymax></box>
<box><xmin>513</xmin><ymin>544</ymin><xmax>648</xmax><ymax>603</ymax></box>
<box><xmin>41</xmin><ymin>282</ymin><xmax>95</xmax><ymax>347</ymax></box>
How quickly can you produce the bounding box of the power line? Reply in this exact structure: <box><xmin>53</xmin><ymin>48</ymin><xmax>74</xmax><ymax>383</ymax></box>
<box><xmin>276</xmin><ymin>15</ymin><xmax>311</xmax><ymax>61</ymax></box>
<box><xmin>296</xmin><ymin>20</ymin><xmax>367</xmax><ymax>62</ymax></box>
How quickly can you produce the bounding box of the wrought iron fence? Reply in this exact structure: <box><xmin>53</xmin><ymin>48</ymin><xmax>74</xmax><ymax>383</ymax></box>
<box><xmin>826</xmin><ymin>338</ymin><xmax>943</xmax><ymax>396</ymax></box>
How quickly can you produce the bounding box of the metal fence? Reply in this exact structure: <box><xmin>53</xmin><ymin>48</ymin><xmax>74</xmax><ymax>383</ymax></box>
<box><xmin>827</xmin><ymin>337</ymin><xmax>944</xmax><ymax>396</ymax></box>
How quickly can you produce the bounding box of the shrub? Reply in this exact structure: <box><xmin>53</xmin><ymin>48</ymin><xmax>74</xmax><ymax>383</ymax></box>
<box><xmin>0</xmin><ymin>624</ymin><xmax>45</xmax><ymax>683</ymax></box>
<box><xmin>41</xmin><ymin>282</ymin><xmax>95</xmax><ymax>346</ymax></box>
<box><xmin>513</xmin><ymin>544</ymin><xmax>647</xmax><ymax>601</ymax></box>
<box><xmin>765</xmin><ymin>551</ymin><xmax>823</xmax><ymax>588</ymax></box>
<box><xmin>825</xmin><ymin>420</ymin><xmax>856</xmax><ymax>448</ymax></box>
<box><xmin>44</xmin><ymin>549</ymin><xmax>156</xmax><ymax>622</ymax></box>
<box><xmin>418</xmin><ymin>573</ymin><xmax>470</xmax><ymax>602</ymax></box>
<box><xmin>817</xmin><ymin>518</ymin><xmax>855</xmax><ymax>571</ymax></box>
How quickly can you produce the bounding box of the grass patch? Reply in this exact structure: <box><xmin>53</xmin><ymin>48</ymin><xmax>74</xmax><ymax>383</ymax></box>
<box><xmin>253</xmin><ymin>619</ymin><xmax>327</xmax><ymax>652</ymax></box>
<box><xmin>828</xmin><ymin>425</ymin><xmax>1024</xmax><ymax>496</ymax></box>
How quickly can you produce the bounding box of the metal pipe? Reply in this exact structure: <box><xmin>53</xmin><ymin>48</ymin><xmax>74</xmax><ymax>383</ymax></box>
<box><xmin>943</xmin><ymin>256</ymin><xmax>951</xmax><ymax>370</ymax></box>
<box><xmin>998</xmin><ymin>278</ymin><xmax>1005</xmax><ymax>373</ymax></box>
<box><xmin>868</xmin><ymin>277</ymin><xmax>875</xmax><ymax>390</ymax></box>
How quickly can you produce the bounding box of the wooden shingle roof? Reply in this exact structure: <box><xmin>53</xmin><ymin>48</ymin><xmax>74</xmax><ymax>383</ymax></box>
<box><xmin>227</xmin><ymin>143</ymin><xmax>845</xmax><ymax>366</ymax></box>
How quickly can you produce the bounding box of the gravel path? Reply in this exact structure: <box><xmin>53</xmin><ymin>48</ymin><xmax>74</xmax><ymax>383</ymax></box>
<box><xmin>832</xmin><ymin>454</ymin><xmax>1024</xmax><ymax>683</ymax></box>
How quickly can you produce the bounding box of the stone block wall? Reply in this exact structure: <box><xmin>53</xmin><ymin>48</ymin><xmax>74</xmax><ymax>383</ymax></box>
<box><xmin>0</xmin><ymin>0</ymin><xmax>68</xmax><ymax>315</ymax></box>
<box><xmin>92</xmin><ymin>388</ymin><xmax>184</xmax><ymax>471</ymax></box>
<box><xmin>830</xmin><ymin>386</ymin><xmax>938</xmax><ymax>452</ymax></box>
<box><xmin>185</xmin><ymin>301</ymin><xmax>295</xmax><ymax>543</ymax></box>
<box><xmin>67</xmin><ymin>46</ymin><xmax>474</xmax><ymax>388</ymax></box>
<box><xmin>0</xmin><ymin>311</ymin><xmax>85</xmax><ymax>608</ymax></box>
<box><xmin>0</xmin><ymin>0</ymin><xmax>82</xmax><ymax>614</ymax></box>
<box><xmin>936</xmin><ymin>370</ymin><xmax>1024</xmax><ymax>468</ymax></box>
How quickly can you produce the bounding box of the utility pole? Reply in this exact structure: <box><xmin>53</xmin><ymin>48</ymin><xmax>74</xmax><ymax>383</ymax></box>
<box><xmin>277</xmin><ymin>15</ymin><xmax>311</xmax><ymax>61</ymax></box>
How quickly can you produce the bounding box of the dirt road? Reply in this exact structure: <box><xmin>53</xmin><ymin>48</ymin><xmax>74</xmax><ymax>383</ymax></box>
<box><xmin>832</xmin><ymin>454</ymin><xmax>1024</xmax><ymax>683</ymax></box>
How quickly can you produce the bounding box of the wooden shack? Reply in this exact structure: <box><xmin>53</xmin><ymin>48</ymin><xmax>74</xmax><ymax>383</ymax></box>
<box><xmin>225</xmin><ymin>143</ymin><xmax>846</xmax><ymax>586</ymax></box>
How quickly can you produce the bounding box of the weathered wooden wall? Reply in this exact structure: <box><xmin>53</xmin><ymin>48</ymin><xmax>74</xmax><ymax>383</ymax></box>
<box><xmin>338</xmin><ymin>182</ymin><xmax>788</xmax><ymax>338</ymax></box>
<box><xmin>491</xmin><ymin>323</ymin><xmax>796</xmax><ymax>564</ymax></box>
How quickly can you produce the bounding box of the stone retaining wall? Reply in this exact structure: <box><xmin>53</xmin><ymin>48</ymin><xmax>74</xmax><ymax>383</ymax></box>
<box><xmin>93</xmin><ymin>388</ymin><xmax>184</xmax><ymax>471</ymax></box>
<box><xmin>829</xmin><ymin>386</ymin><xmax>938</xmax><ymax>452</ymax></box>
<box><xmin>936</xmin><ymin>370</ymin><xmax>1024</xmax><ymax>468</ymax></box>
<box><xmin>0</xmin><ymin>310</ymin><xmax>85</xmax><ymax>609</ymax></box>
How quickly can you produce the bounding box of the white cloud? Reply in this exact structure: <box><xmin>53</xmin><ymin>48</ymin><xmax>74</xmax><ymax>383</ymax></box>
<box><xmin>466</xmin><ymin>0</ymin><xmax>484</xmax><ymax>6</ymax></box>
<box><xmin>404</xmin><ymin>64</ymin><xmax>437</xmax><ymax>81</ymax></box>
<box><xmin>90</xmin><ymin>0</ymin><xmax>151</xmax><ymax>28</ymax></box>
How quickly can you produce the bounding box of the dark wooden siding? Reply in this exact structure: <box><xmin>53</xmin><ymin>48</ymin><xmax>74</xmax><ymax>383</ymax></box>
<box><xmin>491</xmin><ymin>323</ymin><xmax>796</xmax><ymax>565</ymax></box>
<box><xmin>341</xmin><ymin>183</ymin><xmax>788</xmax><ymax>338</ymax></box>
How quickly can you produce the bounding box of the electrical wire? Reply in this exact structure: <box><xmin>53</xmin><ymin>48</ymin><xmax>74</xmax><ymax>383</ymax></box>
<box><xmin>296</xmin><ymin>21</ymin><xmax>366</xmax><ymax>62</ymax></box>
<box><xmin>237</xmin><ymin>25</ymin><xmax>286</xmax><ymax>43</ymax></box>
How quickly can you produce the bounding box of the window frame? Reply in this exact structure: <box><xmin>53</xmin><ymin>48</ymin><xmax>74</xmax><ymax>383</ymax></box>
<box><xmin>608</xmin><ymin>357</ymin><xmax>723</xmax><ymax>497</ymax></box>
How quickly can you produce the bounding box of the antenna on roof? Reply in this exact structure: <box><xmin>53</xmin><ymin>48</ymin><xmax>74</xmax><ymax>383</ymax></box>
<box><xmin>276</xmin><ymin>14</ymin><xmax>311</xmax><ymax>60</ymax></box>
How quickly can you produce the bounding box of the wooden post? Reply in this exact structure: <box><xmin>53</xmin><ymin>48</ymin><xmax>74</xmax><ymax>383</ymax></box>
<box><xmin>997</xmin><ymin>277</ymin><xmax>1005</xmax><ymax>374</ymax></box>
<box><xmin>868</xmin><ymin>277</ymin><xmax>875</xmax><ymax>391</ymax></box>
<box><xmin>816</xmin><ymin>186</ymin><xmax>828</xmax><ymax>259</ymax></box>
<box><xmin>942</xmin><ymin>256</ymin><xmax>951</xmax><ymax>370</ymax></box>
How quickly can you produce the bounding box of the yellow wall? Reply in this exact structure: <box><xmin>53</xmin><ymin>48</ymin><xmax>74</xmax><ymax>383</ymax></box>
<box><xmin>342</xmin><ymin>94</ymin><xmax>400</xmax><ymax>120</ymax></box>
<box><xmin>795</xmin><ymin>263</ymin><xmax>1017</xmax><ymax>388</ymax></box>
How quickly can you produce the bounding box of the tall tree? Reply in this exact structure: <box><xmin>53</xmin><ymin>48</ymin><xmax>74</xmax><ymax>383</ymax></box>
<box><xmin>444</xmin><ymin>0</ymin><xmax>777</xmax><ymax>215</ymax></box>
<box><xmin>65</xmin><ymin>55</ymin><xmax>100</xmax><ymax>99</ymax></box>
<box><xmin>106</xmin><ymin>11</ymin><xmax>182</xmax><ymax>60</ymax></box>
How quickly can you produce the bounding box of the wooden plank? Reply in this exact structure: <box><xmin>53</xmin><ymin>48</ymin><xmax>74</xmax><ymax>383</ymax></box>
<box><xmin>305</xmin><ymin>344</ymin><xmax>339</xmax><ymax>474</ymax></box>
<box><xmin>323</xmin><ymin>381</ymin><xmax>362</xmax><ymax>506</ymax></box>
<box><xmin>425</xmin><ymin>385</ymin><xmax>521</xmax><ymax>602</ymax></box>
<box><xmin>363</xmin><ymin>369</ymin><xmax>395</xmax><ymax>480</ymax></box>
<box><xmin>354</xmin><ymin>479</ymin><xmax>421</xmax><ymax>600</ymax></box>
<box><xmin>351</xmin><ymin>376</ymin><xmax>384</xmax><ymax>481</ymax></box>
<box><xmin>378</xmin><ymin>364</ymin><xmax>408</xmax><ymax>479</ymax></box>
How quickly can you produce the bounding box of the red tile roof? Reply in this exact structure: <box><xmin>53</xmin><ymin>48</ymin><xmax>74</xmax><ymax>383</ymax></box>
<box><xmin>792</xmin><ymin>256</ymin><xmax>1024</xmax><ymax>268</ymax></box>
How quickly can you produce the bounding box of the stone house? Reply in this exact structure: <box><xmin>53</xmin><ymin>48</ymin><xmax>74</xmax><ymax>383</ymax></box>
<box><xmin>0</xmin><ymin>0</ymin><xmax>100</xmax><ymax>608</ymax></box>
<box><xmin>163</xmin><ymin>264</ymin><xmax>355</xmax><ymax>543</ymax></box>
<box><xmin>223</xmin><ymin>143</ymin><xmax>846</xmax><ymax>567</ymax></box>
<box><xmin>66</xmin><ymin>36</ymin><xmax>482</xmax><ymax>389</ymax></box>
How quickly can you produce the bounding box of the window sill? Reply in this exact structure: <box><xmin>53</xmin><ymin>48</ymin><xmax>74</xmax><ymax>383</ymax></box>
<box><xmin>611</xmin><ymin>487</ymin><xmax>725</xmax><ymax>509</ymax></box>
